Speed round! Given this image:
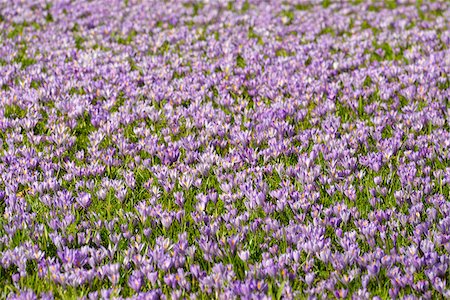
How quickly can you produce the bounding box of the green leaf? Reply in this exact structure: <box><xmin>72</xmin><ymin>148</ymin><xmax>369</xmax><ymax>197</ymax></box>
<box><xmin>276</xmin><ymin>281</ymin><xmax>286</xmax><ymax>300</ymax></box>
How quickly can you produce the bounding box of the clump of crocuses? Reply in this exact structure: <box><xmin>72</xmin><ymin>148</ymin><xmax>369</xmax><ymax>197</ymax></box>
<box><xmin>0</xmin><ymin>0</ymin><xmax>449</xmax><ymax>299</ymax></box>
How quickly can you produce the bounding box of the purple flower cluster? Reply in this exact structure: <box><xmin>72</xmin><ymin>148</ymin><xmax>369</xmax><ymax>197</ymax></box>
<box><xmin>1</xmin><ymin>0</ymin><xmax>450</xmax><ymax>299</ymax></box>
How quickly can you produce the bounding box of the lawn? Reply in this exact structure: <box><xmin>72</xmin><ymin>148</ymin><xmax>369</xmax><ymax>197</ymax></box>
<box><xmin>0</xmin><ymin>0</ymin><xmax>449</xmax><ymax>299</ymax></box>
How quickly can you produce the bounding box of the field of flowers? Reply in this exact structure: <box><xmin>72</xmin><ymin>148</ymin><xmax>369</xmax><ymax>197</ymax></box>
<box><xmin>0</xmin><ymin>0</ymin><xmax>449</xmax><ymax>299</ymax></box>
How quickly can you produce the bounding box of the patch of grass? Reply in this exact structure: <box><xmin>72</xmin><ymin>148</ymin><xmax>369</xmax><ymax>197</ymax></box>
<box><xmin>248</xmin><ymin>27</ymin><xmax>264</xmax><ymax>45</ymax></box>
<box><xmin>236</xmin><ymin>54</ymin><xmax>246</xmax><ymax>69</ymax></box>
<box><xmin>295</xmin><ymin>4</ymin><xmax>312</xmax><ymax>10</ymax></box>
<box><xmin>384</xmin><ymin>0</ymin><xmax>397</xmax><ymax>9</ymax></box>
<box><xmin>158</xmin><ymin>40</ymin><xmax>170</xmax><ymax>55</ymax></box>
<box><xmin>112</xmin><ymin>30</ymin><xmax>137</xmax><ymax>45</ymax></box>
<box><xmin>241</xmin><ymin>0</ymin><xmax>250</xmax><ymax>13</ymax></box>
<box><xmin>8</xmin><ymin>22</ymin><xmax>27</xmax><ymax>39</ymax></box>
<box><xmin>322</xmin><ymin>0</ymin><xmax>331</xmax><ymax>8</ymax></box>
<box><xmin>280</xmin><ymin>10</ymin><xmax>294</xmax><ymax>24</ymax></box>
<box><xmin>275</xmin><ymin>48</ymin><xmax>290</xmax><ymax>57</ymax></box>
<box><xmin>319</xmin><ymin>27</ymin><xmax>335</xmax><ymax>37</ymax></box>
<box><xmin>74</xmin><ymin>35</ymin><xmax>85</xmax><ymax>50</ymax></box>
<box><xmin>4</xmin><ymin>104</ymin><xmax>27</xmax><ymax>119</ymax></box>
<box><xmin>110</xmin><ymin>92</ymin><xmax>126</xmax><ymax>112</ymax></box>
<box><xmin>30</xmin><ymin>80</ymin><xmax>42</xmax><ymax>89</ymax></box>
<box><xmin>72</xmin><ymin>111</ymin><xmax>96</xmax><ymax>152</ymax></box>
<box><xmin>13</xmin><ymin>46</ymin><xmax>36</xmax><ymax>69</ymax></box>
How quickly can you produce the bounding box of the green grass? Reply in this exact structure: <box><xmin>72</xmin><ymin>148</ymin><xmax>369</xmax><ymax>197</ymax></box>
<box><xmin>0</xmin><ymin>1</ymin><xmax>449</xmax><ymax>299</ymax></box>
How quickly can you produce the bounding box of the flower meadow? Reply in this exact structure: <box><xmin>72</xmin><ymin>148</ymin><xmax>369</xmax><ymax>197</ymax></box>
<box><xmin>0</xmin><ymin>0</ymin><xmax>450</xmax><ymax>299</ymax></box>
